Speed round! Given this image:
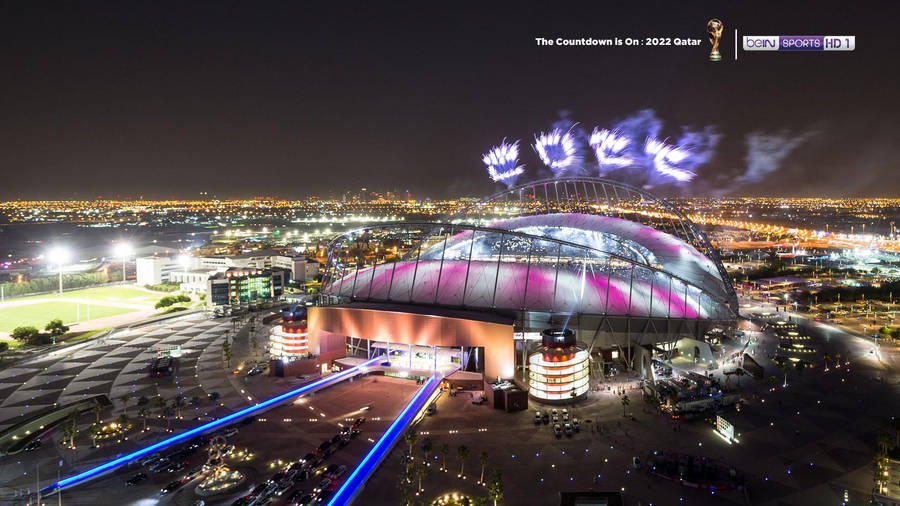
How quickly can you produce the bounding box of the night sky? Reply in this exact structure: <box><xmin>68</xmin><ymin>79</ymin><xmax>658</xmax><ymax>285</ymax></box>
<box><xmin>1</xmin><ymin>1</ymin><xmax>898</xmax><ymax>200</ymax></box>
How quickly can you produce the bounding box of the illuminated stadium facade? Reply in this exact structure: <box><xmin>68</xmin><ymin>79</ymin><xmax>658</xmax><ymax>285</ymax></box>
<box><xmin>309</xmin><ymin>177</ymin><xmax>737</xmax><ymax>384</ymax></box>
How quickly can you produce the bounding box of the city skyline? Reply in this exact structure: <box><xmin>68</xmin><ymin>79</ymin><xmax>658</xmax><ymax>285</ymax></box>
<box><xmin>2</xmin><ymin>2</ymin><xmax>898</xmax><ymax>200</ymax></box>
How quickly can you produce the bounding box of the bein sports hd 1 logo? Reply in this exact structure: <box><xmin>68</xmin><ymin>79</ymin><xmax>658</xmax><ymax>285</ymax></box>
<box><xmin>707</xmin><ymin>18</ymin><xmax>724</xmax><ymax>62</ymax></box>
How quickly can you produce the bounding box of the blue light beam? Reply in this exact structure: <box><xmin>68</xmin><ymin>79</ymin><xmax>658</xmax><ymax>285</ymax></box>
<box><xmin>327</xmin><ymin>373</ymin><xmax>441</xmax><ymax>506</ymax></box>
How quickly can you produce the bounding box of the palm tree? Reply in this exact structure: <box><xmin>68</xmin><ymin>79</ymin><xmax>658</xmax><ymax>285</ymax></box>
<box><xmin>209</xmin><ymin>392</ymin><xmax>221</xmax><ymax>417</ymax></box>
<box><xmin>136</xmin><ymin>396</ymin><xmax>149</xmax><ymax>413</ymax></box>
<box><xmin>781</xmin><ymin>362</ymin><xmax>790</xmax><ymax>387</ymax></box>
<box><xmin>62</xmin><ymin>423</ymin><xmax>77</xmax><ymax>449</ymax></box>
<box><xmin>86</xmin><ymin>424</ymin><xmax>98</xmax><ymax>447</ymax></box>
<box><xmin>397</xmin><ymin>462</ymin><xmax>414</xmax><ymax>506</ymax></box>
<box><xmin>222</xmin><ymin>339</ymin><xmax>233</xmax><ymax>367</ymax></box>
<box><xmin>877</xmin><ymin>433</ymin><xmax>896</xmax><ymax>457</ymax></box>
<box><xmin>621</xmin><ymin>394</ymin><xmax>630</xmax><ymax>417</ymax></box>
<box><xmin>190</xmin><ymin>396</ymin><xmax>201</xmax><ymax>409</ymax></box>
<box><xmin>822</xmin><ymin>352</ymin><xmax>832</xmax><ymax>371</ymax></box>
<box><xmin>421</xmin><ymin>437</ymin><xmax>433</xmax><ymax>465</ymax></box>
<box><xmin>415</xmin><ymin>460</ymin><xmax>427</xmax><ymax>493</ymax></box>
<box><xmin>137</xmin><ymin>407</ymin><xmax>150</xmax><ymax>431</ymax></box>
<box><xmin>768</xmin><ymin>375</ymin><xmax>778</xmax><ymax>390</ymax></box>
<box><xmin>173</xmin><ymin>394</ymin><xmax>185</xmax><ymax>419</ymax></box>
<box><xmin>162</xmin><ymin>406</ymin><xmax>174</xmax><ymax>430</ymax></box>
<box><xmin>117</xmin><ymin>413</ymin><xmax>129</xmax><ymax>433</ymax></box>
<box><xmin>479</xmin><ymin>451</ymin><xmax>489</xmax><ymax>484</ymax></box>
<box><xmin>457</xmin><ymin>445</ymin><xmax>469</xmax><ymax>477</ymax></box>
<box><xmin>92</xmin><ymin>403</ymin><xmax>104</xmax><ymax>424</ymax></box>
<box><xmin>119</xmin><ymin>394</ymin><xmax>130</xmax><ymax>416</ymax></box>
<box><xmin>487</xmin><ymin>468</ymin><xmax>504</xmax><ymax>506</ymax></box>
<box><xmin>439</xmin><ymin>443</ymin><xmax>449</xmax><ymax>471</ymax></box>
<box><xmin>405</xmin><ymin>429</ymin><xmax>418</xmax><ymax>455</ymax></box>
<box><xmin>250</xmin><ymin>333</ymin><xmax>259</xmax><ymax>360</ymax></box>
<box><xmin>835</xmin><ymin>352</ymin><xmax>842</xmax><ymax>367</ymax></box>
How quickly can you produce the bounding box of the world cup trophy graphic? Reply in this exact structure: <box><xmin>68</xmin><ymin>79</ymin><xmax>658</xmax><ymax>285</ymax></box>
<box><xmin>707</xmin><ymin>19</ymin><xmax>724</xmax><ymax>61</ymax></box>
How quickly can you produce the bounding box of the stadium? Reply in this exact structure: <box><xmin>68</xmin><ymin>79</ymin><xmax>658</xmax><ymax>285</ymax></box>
<box><xmin>308</xmin><ymin>177</ymin><xmax>738</xmax><ymax>396</ymax></box>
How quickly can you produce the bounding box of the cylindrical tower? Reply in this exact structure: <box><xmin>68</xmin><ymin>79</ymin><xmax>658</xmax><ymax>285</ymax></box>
<box><xmin>528</xmin><ymin>328</ymin><xmax>589</xmax><ymax>403</ymax></box>
<box><xmin>268</xmin><ymin>305</ymin><xmax>310</xmax><ymax>359</ymax></box>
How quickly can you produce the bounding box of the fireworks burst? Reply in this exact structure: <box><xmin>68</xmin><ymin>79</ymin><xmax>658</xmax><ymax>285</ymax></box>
<box><xmin>533</xmin><ymin>128</ymin><xmax>578</xmax><ymax>174</ymax></box>
<box><xmin>643</xmin><ymin>137</ymin><xmax>695</xmax><ymax>182</ymax></box>
<box><xmin>482</xmin><ymin>140</ymin><xmax>525</xmax><ymax>185</ymax></box>
<box><xmin>589</xmin><ymin>128</ymin><xmax>633</xmax><ymax>171</ymax></box>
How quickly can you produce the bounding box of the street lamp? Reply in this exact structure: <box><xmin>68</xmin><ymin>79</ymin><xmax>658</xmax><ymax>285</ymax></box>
<box><xmin>113</xmin><ymin>242</ymin><xmax>133</xmax><ymax>283</ymax></box>
<box><xmin>47</xmin><ymin>247</ymin><xmax>69</xmax><ymax>295</ymax></box>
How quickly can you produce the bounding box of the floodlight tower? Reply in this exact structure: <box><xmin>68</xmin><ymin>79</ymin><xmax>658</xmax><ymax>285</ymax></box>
<box><xmin>48</xmin><ymin>247</ymin><xmax>69</xmax><ymax>295</ymax></box>
<box><xmin>113</xmin><ymin>242</ymin><xmax>133</xmax><ymax>283</ymax></box>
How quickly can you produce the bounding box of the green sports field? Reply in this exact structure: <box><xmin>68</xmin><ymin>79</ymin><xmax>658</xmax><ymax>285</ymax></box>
<box><xmin>0</xmin><ymin>285</ymin><xmax>160</xmax><ymax>333</ymax></box>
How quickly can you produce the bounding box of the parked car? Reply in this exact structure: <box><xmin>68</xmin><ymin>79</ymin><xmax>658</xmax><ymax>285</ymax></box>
<box><xmin>329</xmin><ymin>465</ymin><xmax>347</xmax><ymax>479</ymax></box>
<box><xmin>247</xmin><ymin>367</ymin><xmax>265</xmax><ymax>376</ymax></box>
<box><xmin>286</xmin><ymin>490</ymin><xmax>305</xmax><ymax>505</ymax></box>
<box><xmin>572</xmin><ymin>418</ymin><xmax>580</xmax><ymax>432</ymax></box>
<box><xmin>426</xmin><ymin>404</ymin><xmax>436</xmax><ymax>416</ymax></box>
<box><xmin>562</xmin><ymin>408</ymin><xmax>569</xmax><ymax>421</ymax></box>
<box><xmin>541</xmin><ymin>411</ymin><xmax>550</xmax><ymax>424</ymax></box>
<box><xmin>313</xmin><ymin>478</ymin><xmax>332</xmax><ymax>494</ymax></box>
<box><xmin>295</xmin><ymin>494</ymin><xmax>316</xmax><ymax>506</ymax></box>
<box><xmin>534</xmin><ymin>411</ymin><xmax>542</xmax><ymax>425</ymax></box>
<box><xmin>164</xmin><ymin>460</ymin><xmax>188</xmax><ymax>473</ymax></box>
<box><xmin>139</xmin><ymin>453</ymin><xmax>161</xmax><ymax>466</ymax></box>
<box><xmin>632</xmin><ymin>456</ymin><xmax>642</xmax><ymax>469</ymax></box>
<box><xmin>564</xmin><ymin>423</ymin><xmax>573</xmax><ymax>437</ymax></box>
<box><xmin>126</xmin><ymin>472</ymin><xmax>148</xmax><ymax>486</ymax></box>
<box><xmin>161</xmin><ymin>479</ymin><xmax>185</xmax><ymax>493</ymax></box>
<box><xmin>553</xmin><ymin>424</ymin><xmax>562</xmax><ymax>439</ymax></box>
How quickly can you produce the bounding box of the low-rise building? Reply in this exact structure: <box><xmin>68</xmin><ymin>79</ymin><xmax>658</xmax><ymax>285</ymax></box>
<box><xmin>136</xmin><ymin>256</ymin><xmax>180</xmax><ymax>285</ymax></box>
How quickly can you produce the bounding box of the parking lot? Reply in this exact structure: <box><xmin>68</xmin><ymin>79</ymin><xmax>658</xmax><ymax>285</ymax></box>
<box><xmin>55</xmin><ymin>375</ymin><xmax>419</xmax><ymax>505</ymax></box>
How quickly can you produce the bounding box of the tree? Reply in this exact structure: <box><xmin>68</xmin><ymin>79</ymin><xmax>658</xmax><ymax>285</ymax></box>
<box><xmin>62</xmin><ymin>423</ymin><xmax>77</xmax><ymax>449</ymax></box>
<box><xmin>397</xmin><ymin>458</ymin><xmax>414</xmax><ymax>506</ymax></box>
<box><xmin>405</xmin><ymin>429</ymin><xmax>418</xmax><ymax>455</ymax></box>
<box><xmin>136</xmin><ymin>396</ymin><xmax>149</xmax><ymax>412</ymax></box>
<box><xmin>209</xmin><ymin>392</ymin><xmax>221</xmax><ymax>417</ymax></box>
<box><xmin>415</xmin><ymin>459</ymin><xmax>427</xmax><ymax>493</ymax></box>
<box><xmin>92</xmin><ymin>402</ymin><xmax>104</xmax><ymax>424</ymax></box>
<box><xmin>487</xmin><ymin>469</ymin><xmax>504</xmax><ymax>506</ymax></box>
<box><xmin>162</xmin><ymin>405</ymin><xmax>174</xmax><ymax>430</ymax></box>
<box><xmin>85</xmin><ymin>424</ymin><xmax>99</xmax><ymax>447</ymax></box>
<box><xmin>117</xmin><ymin>413</ymin><xmax>129</xmax><ymax>432</ymax></box>
<box><xmin>421</xmin><ymin>436</ymin><xmax>433</xmax><ymax>465</ymax></box>
<box><xmin>768</xmin><ymin>375</ymin><xmax>778</xmax><ymax>390</ymax></box>
<box><xmin>479</xmin><ymin>451</ymin><xmax>489</xmax><ymax>484</ymax></box>
<box><xmin>119</xmin><ymin>394</ymin><xmax>130</xmax><ymax>416</ymax></box>
<box><xmin>781</xmin><ymin>362</ymin><xmax>790</xmax><ymax>387</ymax></box>
<box><xmin>621</xmin><ymin>394</ymin><xmax>630</xmax><ymax>417</ymax></box>
<box><xmin>172</xmin><ymin>395</ymin><xmax>185</xmax><ymax>419</ymax></box>
<box><xmin>439</xmin><ymin>443</ymin><xmax>449</xmax><ymax>471</ymax></box>
<box><xmin>457</xmin><ymin>445</ymin><xmax>470</xmax><ymax>477</ymax></box>
<box><xmin>222</xmin><ymin>339</ymin><xmax>233</xmax><ymax>367</ymax></box>
<box><xmin>0</xmin><ymin>341</ymin><xmax>9</xmax><ymax>360</ymax></box>
<box><xmin>10</xmin><ymin>326</ymin><xmax>40</xmax><ymax>342</ymax></box>
<box><xmin>137</xmin><ymin>407</ymin><xmax>149</xmax><ymax>431</ymax></box>
<box><xmin>822</xmin><ymin>353</ymin><xmax>832</xmax><ymax>371</ymax></box>
<box><xmin>877</xmin><ymin>433</ymin><xmax>896</xmax><ymax>457</ymax></box>
<box><xmin>190</xmin><ymin>395</ymin><xmax>201</xmax><ymax>408</ymax></box>
<box><xmin>250</xmin><ymin>332</ymin><xmax>259</xmax><ymax>360</ymax></box>
<box><xmin>155</xmin><ymin>296</ymin><xmax>176</xmax><ymax>309</ymax></box>
<box><xmin>45</xmin><ymin>319</ymin><xmax>69</xmax><ymax>337</ymax></box>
